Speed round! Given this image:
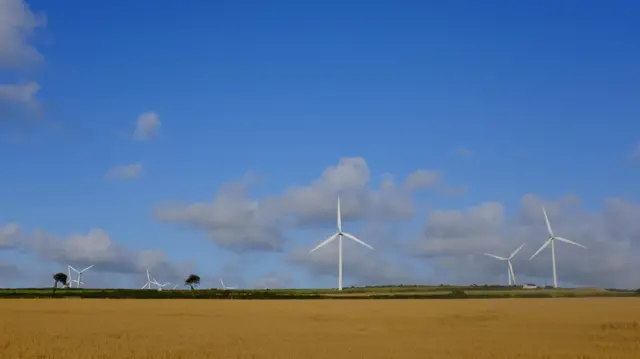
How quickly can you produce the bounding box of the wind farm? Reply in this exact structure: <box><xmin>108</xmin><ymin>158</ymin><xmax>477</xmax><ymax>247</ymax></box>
<box><xmin>0</xmin><ymin>202</ymin><xmax>628</xmax><ymax>299</ymax></box>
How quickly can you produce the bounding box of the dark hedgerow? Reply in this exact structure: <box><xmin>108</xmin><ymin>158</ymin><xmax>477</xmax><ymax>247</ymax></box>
<box><xmin>0</xmin><ymin>287</ymin><xmax>636</xmax><ymax>299</ymax></box>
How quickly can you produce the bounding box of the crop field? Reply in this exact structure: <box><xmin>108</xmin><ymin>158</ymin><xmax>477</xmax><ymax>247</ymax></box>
<box><xmin>1</xmin><ymin>298</ymin><xmax>639</xmax><ymax>359</ymax></box>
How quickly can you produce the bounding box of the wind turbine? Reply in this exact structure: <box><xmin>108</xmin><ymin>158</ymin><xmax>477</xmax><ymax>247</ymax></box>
<box><xmin>220</xmin><ymin>278</ymin><xmax>236</xmax><ymax>290</ymax></box>
<box><xmin>172</xmin><ymin>284</ymin><xmax>178</xmax><ymax>290</ymax></box>
<box><xmin>141</xmin><ymin>269</ymin><xmax>153</xmax><ymax>289</ymax></box>
<box><xmin>65</xmin><ymin>265</ymin><xmax>73</xmax><ymax>288</ymax></box>
<box><xmin>529</xmin><ymin>206</ymin><xmax>587</xmax><ymax>288</ymax></box>
<box><xmin>68</xmin><ymin>265</ymin><xmax>94</xmax><ymax>288</ymax></box>
<box><xmin>309</xmin><ymin>197</ymin><xmax>375</xmax><ymax>291</ymax></box>
<box><xmin>483</xmin><ymin>244</ymin><xmax>525</xmax><ymax>286</ymax></box>
<box><xmin>151</xmin><ymin>278</ymin><xmax>170</xmax><ymax>291</ymax></box>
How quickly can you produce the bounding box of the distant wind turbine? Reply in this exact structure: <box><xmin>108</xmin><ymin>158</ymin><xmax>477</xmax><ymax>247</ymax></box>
<box><xmin>309</xmin><ymin>197</ymin><xmax>375</xmax><ymax>291</ymax></box>
<box><xmin>484</xmin><ymin>244</ymin><xmax>525</xmax><ymax>286</ymax></box>
<box><xmin>151</xmin><ymin>277</ymin><xmax>170</xmax><ymax>291</ymax></box>
<box><xmin>68</xmin><ymin>265</ymin><xmax>94</xmax><ymax>288</ymax></box>
<box><xmin>220</xmin><ymin>278</ymin><xmax>236</xmax><ymax>290</ymax></box>
<box><xmin>529</xmin><ymin>206</ymin><xmax>587</xmax><ymax>288</ymax></box>
<box><xmin>141</xmin><ymin>269</ymin><xmax>154</xmax><ymax>289</ymax></box>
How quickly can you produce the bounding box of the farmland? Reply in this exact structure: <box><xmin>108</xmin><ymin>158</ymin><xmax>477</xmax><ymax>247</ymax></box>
<box><xmin>1</xmin><ymin>298</ymin><xmax>639</xmax><ymax>358</ymax></box>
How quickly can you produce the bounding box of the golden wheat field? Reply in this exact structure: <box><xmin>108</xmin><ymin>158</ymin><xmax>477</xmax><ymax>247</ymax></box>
<box><xmin>1</xmin><ymin>298</ymin><xmax>639</xmax><ymax>359</ymax></box>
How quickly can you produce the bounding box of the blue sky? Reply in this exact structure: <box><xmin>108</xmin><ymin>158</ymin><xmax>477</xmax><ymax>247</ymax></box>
<box><xmin>1</xmin><ymin>0</ymin><xmax>640</xmax><ymax>289</ymax></box>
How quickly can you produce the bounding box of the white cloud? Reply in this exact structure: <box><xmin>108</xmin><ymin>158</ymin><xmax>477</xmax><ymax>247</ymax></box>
<box><xmin>105</xmin><ymin>163</ymin><xmax>143</xmax><ymax>180</ymax></box>
<box><xmin>0</xmin><ymin>1</ymin><xmax>45</xmax><ymax>120</ymax></box>
<box><xmin>13</xmin><ymin>226</ymin><xmax>192</xmax><ymax>282</ymax></box>
<box><xmin>0</xmin><ymin>0</ymin><xmax>45</xmax><ymax>69</ymax></box>
<box><xmin>403</xmin><ymin>169</ymin><xmax>441</xmax><ymax>190</ymax></box>
<box><xmin>133</xmin><ymin>112</ymin><xmax>161</xmax><ymax>140</ymax></box>
<box><xmin>0</xmin><ymin>81</ymin><xmax>39</xmax><ymax>105</ymax></box>
<box><xmin>154</xmin><ymin>157</ymin><xmax>443</xmax><ymax>253</ymax></box>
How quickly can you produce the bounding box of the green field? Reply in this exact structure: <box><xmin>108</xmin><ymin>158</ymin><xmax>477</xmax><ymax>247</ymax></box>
<box><xmin>1</xmin><ymin>285</ymin><xmax>638</xmax><ymax>299</ymax></box>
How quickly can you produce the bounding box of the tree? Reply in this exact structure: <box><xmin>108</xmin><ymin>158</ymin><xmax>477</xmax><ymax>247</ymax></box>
<box><xmin>184</xmin><ymin>274</ymin><xmax>201</xmax><ymax>291</ymax></box>
<box><xmin>52</xmin><ymin>273</ymin><xmax>68</xmax><ymax>295</ymax></box>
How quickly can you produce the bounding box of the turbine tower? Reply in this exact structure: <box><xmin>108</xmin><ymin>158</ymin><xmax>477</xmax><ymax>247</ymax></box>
<box><xmin>309</xmin><ymin>197</ymin><xmax>374</xmax><ymax>291</ymax></box>
<box><xmin>483</xmin><ymin>244</ymin><xmax>525</xmax><ymax>286</ymax></box>
<box><xmin>529</xmin><ymin>206</ymin><xmax>587</xmax><ymax>288</ymax></box>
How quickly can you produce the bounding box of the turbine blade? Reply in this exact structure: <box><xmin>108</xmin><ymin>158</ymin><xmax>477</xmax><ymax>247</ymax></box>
<box><xmin>554</xmin><ymin>236</ymin><xmax>587</xmax><ymax>249</ymax></box>
<box><xmin>483</xmin><ymin>253</ymin><xmax>507</xmax><ymax>261</ymax></box>
<box><xmin>220</xmin><ymin>279</ymin><xmax>224</xmax><ymax>288</ymax></box>
<box><xmin>529</xmin><ymin>238</ymin><xmax>552</xmax><ymax>260</ymax></box>
<box><xmin>508</xmin><ymin>244</ymin><xmax>525</xmax><ymax>260</ymax></box>
<box><xmin>337</xmin><ymin>197</ymin><xmax>342</xmax><ymax>232</ymax></box>
<box><xmin>342</xmin><ymin>232</ymin><xmax>375</xmax><ymax>250</ymax></box>
<box><xmin>68</xmin><ymin>265</ymin><xmax>78</xmax><ymax>273</ymax></box>
<box><xmin>309</xmin><ymin>233</ymin><xmax>338</xmax><ymax>253</ymax></box>
<box><xmin>146</xmin><ymin>270</ymin><xmax>151</xmax><ymax>281</ymax></box>
<box><xmin>542</xmin><ymin>206</ymin><xmax>554</xmax><ymax>236</ymax></box>
<box><xmin>80</xmin><ymin>265</ymin><xmax>94</xmax><ymax>272</ymax></box>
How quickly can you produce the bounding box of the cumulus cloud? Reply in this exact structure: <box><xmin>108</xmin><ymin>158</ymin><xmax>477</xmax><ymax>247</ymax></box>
<box><xmin>0</xmin><ymin>0</ymin><xmax>45</xmax><ymax>118</ymax></box>
<box><xmin>0</xmin><ymin>0</ymin><xmax>46</xmax><ymax>69</ymax></box>
<box><xmin>133</xmin><ymin>112</ymin><xmax>161</xmax><ymax>140</ymax></box>
<box><xmin>154</xmin><ymin>157</ymin><xmax>442</xmax><ymax>253</ymax></box>
<box><xmin>403</xmin><ymin>169</ymin><xmax>441</xmax><ymax>190</ymax></box>
<box><xmin>27</xmin><ymin>228</ymin><xmax>189</xmax><ymax>277</ymax></box>
<box><xmin>105</xmin><ymin>163</ymin><xmax>143</xmax><ymax>180</ymax></box>
<box><xmin>0</xmin><ymin>82</ymin><xmax>39</xmax><ymax>106</ymax></box>
<box><xmin>0</xmin><ymin>224</ymin><xmax>191</xmax><ymax>287</ymax></box>
<box><xmin>409</xmin><ymin>194</ymin><xmax>640</xmax><ymax>288</ymax></box>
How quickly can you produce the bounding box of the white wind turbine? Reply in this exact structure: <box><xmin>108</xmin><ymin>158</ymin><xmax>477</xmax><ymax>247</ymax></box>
<box><xmin>65</xmin><ymin>265</ymin><xmax>73</xmax><ymax>288</ymax></box>
<box><xmin>529</xmin><ymin>206</ymin><xmax>587</xmax><ymax>288</ymax></box>
<box><xmin>220</xmin><ymin>278</ymin><xmax>236</xmax><ymax>290</ymax></box>
<box><xmin>309</xmin><ymin>197</ymin><xmax>375</xmax><ymax>291</ymax></box>
<box><xmin>68</xmin><ymin>265</ymin><xmax>94</xmax><ymax>288</ymax></box>
<box><xmin>141</xmin><ymin>269</ymin><xmax>154</xmax><ymax>289</ymax></box>
<box><xmin>142</xmin><ymin>269</ymin><xmax>170</xmax><ymax>291</ymax></box>
<box><xmin>484</xmin><ymin>244</ymin><xmax>525</xmax><ymax>286</ymax></box>
<box><xmin>151</xmin><ymin>278</ymin><xmax>170</xmax><ymax>291</ymax></box>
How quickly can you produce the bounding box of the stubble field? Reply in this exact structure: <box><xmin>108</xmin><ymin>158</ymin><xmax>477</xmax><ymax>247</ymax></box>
<box><xmin>1</xmin><ymin>298</ymin><xmax>639</xmax><ymax>359</ymax></box>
